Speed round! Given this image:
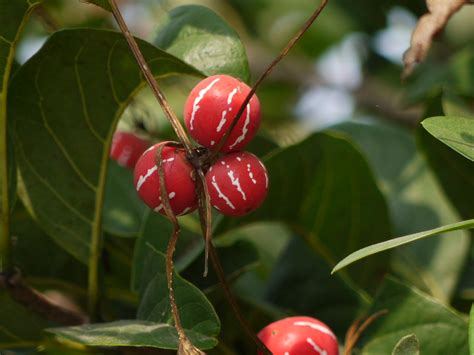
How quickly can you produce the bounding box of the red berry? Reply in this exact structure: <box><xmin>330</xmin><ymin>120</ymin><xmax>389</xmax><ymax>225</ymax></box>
<box><xmin>257</xmin><ymin>316</ymin><xmax>339</xmax><ymax>355</ymax></box>
<box><xmin>184</xmin><ymin>75</ymin><xmax>261</xmax><ymax>153</ymax></box>
<box><xmin>110</xmin><ymin>131</ymin><xmax>151</xmax><ymax>169</ymax></box>
<box><xmin>133</xmin><ymin>142</ymin><xmax>197</xmax><ymax>216</ymax></box>
<box><xmin>206</xmin><ymin>152</ymin><xmax>268</xmax><ymax>216</ymax></box>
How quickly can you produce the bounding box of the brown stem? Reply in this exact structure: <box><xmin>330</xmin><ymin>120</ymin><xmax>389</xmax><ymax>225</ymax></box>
<box><xmin>210</xmin><ymin>0</ymin><xmax>330</xmax><ymax>159</ymax></box>
<box><xmin>108</xmin><ymin>0</ymin><xmax>194</xmax><ymax>156</ymax></box>
<box><xmin>344</xmin><ymin>310</ymin><xmax>388</xmax><ymax>355</ymax></box>
<box><xmin>155</xmin><ymin>145</ymin><xmax>204</xmax><ymax>355</ymax></box>
<box><xmin>0</xmin><ymin>270</ymin><xmax>87</xmax><ymax>326</ymax></box>
<box><xmin>195</xmin><ymin>168</ymin><xmax>212</xmax><ymax>277</ymax></box>
<box><xmin>194</xmin><ymin>174</ymin><xmax>271</xmax><ymax>355</ymax></box>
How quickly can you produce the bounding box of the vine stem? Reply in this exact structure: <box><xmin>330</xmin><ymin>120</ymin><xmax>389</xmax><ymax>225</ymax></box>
<box><xmin>108</xmin><ymin>0</ymin><xmax>194</xmax><ymax>156</ymax></box>
<box><xmin>343</xmin><ymin>310</ymin><xmax>388</xmax><ymax>355</ymax></box>
<box><xmin>210</xmin><ymin>0</ymin><xmax>329</xmax><ymax>159</ymax></box>
<box><xmin>156</xmin><ymin>144</ymin><xmax>204</xmax><ymax>355</ymax></box>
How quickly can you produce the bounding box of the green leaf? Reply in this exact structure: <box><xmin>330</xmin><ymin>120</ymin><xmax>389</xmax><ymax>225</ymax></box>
<box><xmin>422</xmin><ymin>116</ymin><xmax>474</xmax><ymax>161</ymax></box>
<box><xmin>0</xmin><ymin>290</ymin><xmax>51</xmax><ymax>349</ymax></box>
<box><xmin>263</xmin><ymin>237</ymin><xmax>366</xmax><ymax>336</ymax></box>
<box><xmin>103</xmin><ymin>160</ymin><xmax>146</xmax><ymax>237</ymax></box>
<box><xmin>359</xmin><ymin>277</ymin><xmax>469</xmax><ymax>354</ymax></box>
<box><xmin>418</xmin><ymin>125</ymin><xmax>474</xmax><ymax>220</ymax></box>
<box><xmin>10</xmin><ymin>29</ymin><xmax>200</xmax><ymax>263</ymax></box>
<box><xmin>137</xmin><ymin>246</ymin><xmax>220</xmax><ymax>330</ymax></box>
<box><xmin>153</xmin><ymin>5</ymin><xmax>250</xmax><ymax>82</ymax></box>
<box><xmin>333</xmin><ymin>219</ymin><xmax>474</xmax><ymax>274</ymax></box>
<box><xmin>215</xmin><ymin>132</ymin><xmax>392</xmax><ymax>290</ymax></box>
<box><xmin>81</xmin><ymin>0</ymin><xmax>111</xmax><ymax>12</ymax></box>
<box><xmin>391</xmin><ymin>334</ymin><xmax>420</xmax><ymax>355</ymax></box>
<box><xmin>48</xmin><ymin>320</ymin><xmax>216</xmax><ymax>350</ymax></box>
<box><xmin>332</xmin><ymin>121</ymin><xmax>470</xmax><ymax>301</ymax></box>
<box><xmin>470</xmin><ymin>304</ymin><xmax>474</xmax><ymax>355</ymax></box>
<box><xmin>136</xmin><ymin>249</ymin><xmax>220</xmax><ymax>349</ymax></box>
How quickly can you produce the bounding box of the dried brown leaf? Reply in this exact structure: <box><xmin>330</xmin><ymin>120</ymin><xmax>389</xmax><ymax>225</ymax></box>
<box><xmin>403</xmin><ymin>0</ymin><xmax>471</xmax><ymax>78</ymax></box>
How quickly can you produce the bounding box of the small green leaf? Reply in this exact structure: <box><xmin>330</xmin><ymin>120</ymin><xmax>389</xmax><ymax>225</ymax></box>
<box><xmin>359</xmin><ymin>277</ymin><xmax>468</xmax><ymax>354</ymax></box>
<box><xmin>422</xmin><ymin>116</ymin><xmax>474</xmax><ymax>161</ymax></box>
<box><xmin>136</xmin><ymin>248</ymin><xmax>220</xmax><ymax>349</ymax></box>
<box><xmin>332</xmin><ymin>219</ymin><xmax>474</xmax><ymax>274</ymax></box>
<box><xmin>470</xmin><ymin>304</ymin><xmax>474</xmax><ymax>355</ymax></box>
<box><xmin>153</xmin><ymin>5</ymin><xmax>250</xmax><ymax>82</ymax></box>
<box><xmin>391</xmin><ymin>334</ymin><xmax>420</xmax><ymax>355</ymax></box>
<box><xmin>48</xmin><ymin>320</ymin><xmax>216</xmax><ymax>350</ymax></box>
<box><xmin>10</xmin><ymin>29</ymin><xmax>200</xmax><ymax>263</ymax></box>
<box><xmin>216</xmin><ymin>132</ymin><xmax>392</xmax><ymax>290</ymax></box>
<box><xmin>103</xmin><ymin>160</ymin><xmax>146</xmax><ymax>237</ymax></box>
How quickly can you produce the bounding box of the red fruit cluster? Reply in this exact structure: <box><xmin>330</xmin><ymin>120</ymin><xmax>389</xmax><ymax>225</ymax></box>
<box><xmin>132</xmin><ymin>74</ymin><xmax>269</xmax><ymax>217</ymax></box>
<box><xmin>185</xmin><ymin>75</ymin><xmax>268</xmax><ymax>217</ymax></box>
<box><xmin>258</xmin><ymin>316</ymin><xmax>339</xmax><ymax>355</ymax></box>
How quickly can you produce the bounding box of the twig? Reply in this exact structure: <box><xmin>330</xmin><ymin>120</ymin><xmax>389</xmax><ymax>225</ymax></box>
<box><xmin>344</xmin><ymin>310</ymin><xmax>388</xmax><ymax>355</ymax></box>
<box><xmin>108</xmin><ymin>0</ymin><xmax>194</xmax><ymax>156</ymax></box>
<box><xmin>195</xmin><ymin>168</ymin><xmax>212</xmax><ymax>277</ymax></box>
<box><xmin>210</xmin><ymin>0</ymin><xmax>330</xmax><ymax>159</ymax></box>
<box><xmin>155</xmin><ymin>144</ymin><xmax>204</xmax><ymax>355</ymax></box>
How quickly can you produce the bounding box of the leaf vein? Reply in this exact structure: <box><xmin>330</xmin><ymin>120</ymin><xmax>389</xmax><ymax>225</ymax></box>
<box><xmin>34</xmin><ymin>61</ymin><xmax>97</xmax><ymax>191</ymax></box>
<box><xmin>74</xmin><ymin>42</ymin><xmax>106</xmax><ymax>143</ymax></box>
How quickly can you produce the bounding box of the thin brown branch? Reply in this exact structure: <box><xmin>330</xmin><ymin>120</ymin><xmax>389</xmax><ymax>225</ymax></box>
<box><xmin>108</xmin><ymin>0</ymin><xmax>194</xmax><ymax>156</ymax></box>
<box><xmin>344</xmin><ymin>310</ymin><xmax>388</xmax><ymax>355</ymax></box>
<box><xmin>195</xmin><ymin>168</ymin><xmax>211</xmax><ymax>277</ymax></box>
<box><xmin>155</xmin><ymin>145</ymin><xmax>204</xmax><ymax>355</ymax></box>
<box><xmin>210</xmin><ymin>0</ymin><xmax>329</xmax><ymax>159</ymax></box>
<box><xmin>0</xmin><ymin>270</ymin><xmax>87</xmax><ymax>326</ymax></box>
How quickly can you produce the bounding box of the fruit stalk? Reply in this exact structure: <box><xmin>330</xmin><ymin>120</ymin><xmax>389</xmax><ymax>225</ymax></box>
<box><xmin>210</xmin><ymin>0</ymin><xmax>329</xmax><ymax>159</ymax></box>
<box><xmin>155</xmin><ymin>144</ymin><xmax>204</xmax><ymax>354</ymax></box>
<box><xmin>108</xmin><ymin>0</ymin><xmax>194</xmax><ymax>156</ymax></box>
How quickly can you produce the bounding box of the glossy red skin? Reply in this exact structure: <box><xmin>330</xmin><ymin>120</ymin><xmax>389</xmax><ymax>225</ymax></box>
<box><xmin>133</xmin><ymin>142</ymin><xmax>197</xmax><ymax>216</ymax></box>
<box><xmin>110</xmin><ymin>131</ymin><xmax>151</xmax><ymax>169</ymax></box>
<box><xmin>206</xmin><ymin>152</ymin><xmax>268</xmax><ymax>217</ymax></box>
<box><xmin>257</xmin><ymin>316</ymin><xmax>339</xmax><ymax>355</ymax></box>
<box><xmin>184</xmin><ymin>75</ymin><xmax>261</xmax><ymax>153</ymax></box>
